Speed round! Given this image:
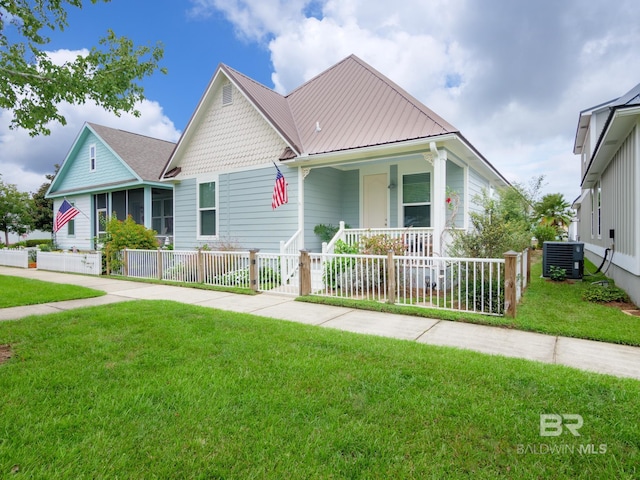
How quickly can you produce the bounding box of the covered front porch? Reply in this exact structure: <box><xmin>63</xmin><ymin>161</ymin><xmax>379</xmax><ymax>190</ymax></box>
<box><xmin>281</xmin><ymin>141</ymin><xmax>474</xmax><ymax>256</ymax></box>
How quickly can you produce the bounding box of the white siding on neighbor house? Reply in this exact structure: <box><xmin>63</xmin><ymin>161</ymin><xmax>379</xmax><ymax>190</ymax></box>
<box><xmin>54</xmin><ymin>132</ymin><xmax>135</xmax><ymax>193</ymax></box>
<box><xmin>600</xmin><ymin>126</ymin><xmax>636</xmax><ymax>258</ymax></box>
<box><xmin>53</xmin><ymin>196</ymin><xmax>92</xmax><ymax>251</ymax></box>
<box><xmin>176</xmin><ymin>82</ymin><xmax>289</xmax><ymax>177</ymax></box>
<box><xmin>468</xmin><ymin>167</ymin><xmax>489</xmax><ymax>215</ymax></box>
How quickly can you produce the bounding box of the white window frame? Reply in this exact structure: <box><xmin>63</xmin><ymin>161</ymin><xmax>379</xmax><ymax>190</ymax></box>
<box><xmin>401</xmin><ymin>171</ymin><xmax>432</xmax><ymax>228</ymax></box>
<box><xmin>197</xmin><ymin>177</ymin><xmax>218</xmax><ymax>240</ymax></box>
<box><xmin>597</xmin><ymin>180</ymin><xmax>601</xmax><ymax>239</ymax></box>
<box><xmin>89</xmin><ymin>144</ymin><xmax>97</xmax><ymax>171</ymax></box>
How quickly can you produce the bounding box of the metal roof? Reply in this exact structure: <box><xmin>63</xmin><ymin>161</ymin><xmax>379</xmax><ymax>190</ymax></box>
<box><xmin>222</xmin><ymin>54</ymin><xmax>458</xmax><ymax>157</ymax></box>
<box><xmin>88</xmin><ymin>123</ymin><xmax>176</xmax><ymax>182</ymax></box>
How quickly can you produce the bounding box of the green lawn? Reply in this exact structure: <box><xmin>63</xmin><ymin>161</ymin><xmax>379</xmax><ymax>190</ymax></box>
<box><xmin>0</xmin><ymin>301</ymin><xmax>638</xmax><ymax>478</ymax></box>
<box><xmin>0</xmin><ymin>275</ymin><xmax>105</xmax><ymax>308</ymax></box>
<box><xmin>300</xmin><ymin>257</ymin><xmax>640</xmax><ymax>346</ymax></box>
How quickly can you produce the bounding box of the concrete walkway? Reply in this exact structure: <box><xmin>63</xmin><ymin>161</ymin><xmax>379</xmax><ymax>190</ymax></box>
<box><xmin>1</xmin><ymin>266</ymin><xmax>639</xmax><ymax>381</ymax></box>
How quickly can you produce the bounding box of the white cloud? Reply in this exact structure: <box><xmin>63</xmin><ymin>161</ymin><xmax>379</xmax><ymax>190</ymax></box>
<box><xmin>206</xmin><ymin>0</ymin><xmax>639</xmax><ymax>202</ymax></box>
<box><xmin>0</xmin><ymin>93</ymin><xmax>180</xmax><ymax>196</ymax></box>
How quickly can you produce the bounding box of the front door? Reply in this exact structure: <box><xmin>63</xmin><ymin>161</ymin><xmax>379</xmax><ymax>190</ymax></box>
<box><xmin>363</xmin><ymin>174</ymin><xmax>387</xmax><ymax>227</ymax></box>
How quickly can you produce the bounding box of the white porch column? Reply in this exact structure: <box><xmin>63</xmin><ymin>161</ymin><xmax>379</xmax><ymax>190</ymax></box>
<box><xmin>429</xmin><ymin>142</ymin><xmax>447</xmax><ymax>256</ymax></box>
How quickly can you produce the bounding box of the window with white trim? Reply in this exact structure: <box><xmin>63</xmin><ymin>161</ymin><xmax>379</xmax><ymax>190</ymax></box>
<box><xmin>68</xmin><ymin>202</ymin><xmax>76</xmax><ymax>236</ymax></box>
<box><xmin>590</xmin><ymin>188</ymin><xmax>595</xmax><ymax>238</ymax></box>
<box><xmin>402</xmin><ymin>172</ymin><xmax>431</xmax><ymax>227</ymax></box>
<box><xmin>198</xmin><ymin>181</ymin><xmax>217</xmax><ymax>237</ymax></box>
<box><xmin>89</xmin><ymin>144</ymin><xmax>96</xmax><ymax>171</ymax></box>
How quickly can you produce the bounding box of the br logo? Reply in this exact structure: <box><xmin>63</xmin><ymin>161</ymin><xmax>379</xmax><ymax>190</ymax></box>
<box><xmin>540</xmin><ymin>414</ymin><xmax>583</xmax><ymax>437</ymax></box>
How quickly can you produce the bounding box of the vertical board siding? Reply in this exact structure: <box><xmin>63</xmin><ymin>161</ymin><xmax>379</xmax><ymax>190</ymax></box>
<box><xmin>601</xmin><ymin>126</ymin><xmax>636</xmax><ymax>257</ymax></box>
<box><xmin>53</xmin><ymin>196</ymin><xmax>92</xmax><ymax>251</ymax></box>
<box><xmin>54</xmin><ymin>132</ymin><xmax>136</xmax><ymax>192</ymax></box>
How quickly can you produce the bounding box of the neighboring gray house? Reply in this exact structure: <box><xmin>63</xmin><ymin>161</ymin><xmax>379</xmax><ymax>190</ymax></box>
<box><xmin>47</xmin><ymin>123</ymin><xmax>175</xmax><ymax>250</ymax></box>
<box><xmin>161</xmin><ymin>55</ymin><xmax>510</xmax><ymax>254</ymax></box>
<box><xmin>573</xmin><ymin>82</ymin><xmax>640</xmax><ymax>305</ymax></box>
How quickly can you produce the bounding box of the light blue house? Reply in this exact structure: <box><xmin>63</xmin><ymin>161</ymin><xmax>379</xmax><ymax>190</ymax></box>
<box><xmin>47</xmin><ymin>123</ymin><xmax>175</xmax><ymax>250</ymax></box>
<box><xmin>161</xmin><ymin>55</ymin><xmax>510</xmax><ymax>254</ymax></box>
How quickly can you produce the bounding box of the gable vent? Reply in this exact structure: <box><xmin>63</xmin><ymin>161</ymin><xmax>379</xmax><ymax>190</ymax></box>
<box><xmin>222</xmin><ymin>83</ymin><xmax>233</xmax><ymax>105</ymax></box>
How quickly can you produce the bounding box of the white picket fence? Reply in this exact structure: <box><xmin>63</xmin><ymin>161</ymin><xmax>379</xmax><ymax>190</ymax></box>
<box><xmin>37</xmin><ymin>251</ymin><xmax>102</xmax><ymax>275</ymax></box>
<box><xmin>0</xmin><ymin>248</ymin><xmax>29</xmax><ymax>268</ymax></box>
<box><xmin>111</xmin><ymin>247</ymin><xmax>529</xmax><ymax>316</ymax></box>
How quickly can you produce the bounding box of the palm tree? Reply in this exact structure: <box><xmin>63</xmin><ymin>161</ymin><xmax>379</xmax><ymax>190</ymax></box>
<box><xmin>534</xmin><ymin>193</ymin><xmax>572</xmax><ymax>233</ymax></box>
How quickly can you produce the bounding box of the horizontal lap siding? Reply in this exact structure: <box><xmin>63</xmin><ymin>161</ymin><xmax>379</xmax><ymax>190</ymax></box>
<box><xmin>304</xmin><ymin>168</ymin><xmax>343</xmax><ymax>252</ymax></box>
<box><xmin>55</xmin><ymin>132</ymin><xmax>135</xmax><ymax>192</ymax></box>
<box><xmin>173</xmin><ymin>179</ymin><xmax>197</xmax><ymax>250</ymax></box>
<box><xmin>601</xmin><ymin>126</ymin><xmax>636</xmax><ymax>257</ymax></box>
<box><xmin>53</xmin><ymin>196</ymin><xmax>92</xmax><ymax>250</ymax></box>
<box><xmin>446</xmin><ymin>161</ymin><xmax>465</xmax><ymax>228</ymax></box>
<box><xmin>219</xmin><ymin>166</ymin><xmax>298</xmax><ymax>252</ymax></box>
<box><xmin>468</xmin><ymin>167</ymin><xmax>489</xmax><ymax>215</ymax></box>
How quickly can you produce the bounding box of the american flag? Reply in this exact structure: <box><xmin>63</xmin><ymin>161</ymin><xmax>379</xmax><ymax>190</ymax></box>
<box><xmin>54</xmin><ymin>199</ymin><xmax>80</xmax><ymax>233</ymax></box>
<box><xmin>271</xmin><ymin>163</ymin><xmax>288</xmax><ymax>209</ymax></box>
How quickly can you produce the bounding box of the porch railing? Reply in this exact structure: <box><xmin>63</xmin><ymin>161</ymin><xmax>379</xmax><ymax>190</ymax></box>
<box><xmin>324</xmin><ymin>222</ymin><xmax>434</xmax><ymax>257</ymax></box>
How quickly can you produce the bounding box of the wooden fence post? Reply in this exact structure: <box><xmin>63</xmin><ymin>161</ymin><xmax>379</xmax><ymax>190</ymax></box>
<box><xmin>386</xmin><ymin>250</ymin><xmax>396</xmax><ymax>304</ymax></box>
<box><xmin>157</xmin><ymin>249</ymin><xmax>163</xmax><ymax>281</ymax></box>
<box><xmin>526</xmin><ymin>247</ymin><xmax>531</xmax><ymax>285</ymax></box>
<box><xmin>299</xmin><ymin>250</ymin><xmax>311</xmax><ymax>296</ymax></box>
<box><xmin>249</xmin><ymin>249</ymin><xmax>259</xmax><ymax>292</ymax></box>
<box><xmin>123</xmin><ymin>248</ymin><xmax>128</xmax><ymax>277</ymax></box>
<box><xmin>504</xmin><ymin>250</ymin><xmax>517</xmax><ymax>318</ymax></box>
<box><xmin>197</xmin><ymin>249</ymin><xmax>204</xmax><ymax>283</ymax></box>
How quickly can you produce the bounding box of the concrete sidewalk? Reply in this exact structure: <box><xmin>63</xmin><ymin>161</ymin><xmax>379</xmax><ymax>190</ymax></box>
<box><xmin>1</xmin><ymin>266</ymin><xmax>639</xmax><ymax>381</ymax></box>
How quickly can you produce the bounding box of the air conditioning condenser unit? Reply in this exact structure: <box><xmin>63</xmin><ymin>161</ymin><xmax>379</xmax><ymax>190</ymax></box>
<box><xmin>543</xmin><ymin>241</ymin><xmax>584</xmax><ymax>279</ymax></box>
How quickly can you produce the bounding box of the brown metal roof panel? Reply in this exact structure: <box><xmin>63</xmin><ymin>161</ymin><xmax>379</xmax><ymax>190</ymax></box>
<box><xmin>222</xmin><ymin>65</ymin><xmax>302</xmax><ymax>153</ymax></box>
<box><xmin>286</xmin><ymin>55</ymin><xmax>457</xmax><ymax>155</ymax></box>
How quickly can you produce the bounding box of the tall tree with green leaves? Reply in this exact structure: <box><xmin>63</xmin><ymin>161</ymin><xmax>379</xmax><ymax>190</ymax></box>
<box><xmin>31</xmin><ymin>164</ymin><xmax>59</xmax><ymax>232</ymax></box>
<box><xmin>534</xmin><ymin>193</ymin><xmax>572</xmax><ymax>234</ymax></box>
<box><xmin>0</xmin><ymin>0</ymin><xmax>166</xmax><ymax>136</ymax></box>
<box><xmin>0</xmin><ymin>177</ymin><xmax>34</xmax><ymax>244</ymax></box>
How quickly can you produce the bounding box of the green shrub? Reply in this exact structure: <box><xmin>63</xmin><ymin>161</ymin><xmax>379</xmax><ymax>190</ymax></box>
<box><xmin>532</xmin><ymin>224</ymin><xmax>557</xmax><ymax>249</ymax></box>
<box><xmin>466</xmin><ymin>279</ymin><xmax>504</xmax><ymax>315</ymax></box>
<box><xmin>583</xmin><ymin>284</ymin><xmax>629</xmax><ymax>303</ymax></box>
<box><xmin>548</xmin><ymin>265</ymin><xmax>567</xmax><ymax>282</ymax></box>
<box><xmin>313</xmin><ymin>223</ymin><xmax>350</xmax><ymax>243</ymax></box>
<box><xmin>323</xmin><ymin>240</ymin><xmax>359</xmax><ymax>289</ymax></box>
<box><xmin>26</xmin><ymin>239</ymin><xmax>52</xmax><ymax>247</ymax></box>
<box><xmin>103</xmin><ymin>215</ymin><xmax>159</xmax><ymax>273</ymax></box>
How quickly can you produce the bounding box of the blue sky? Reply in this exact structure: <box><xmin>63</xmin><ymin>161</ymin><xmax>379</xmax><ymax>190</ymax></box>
<box><xmin>1</xmin><ymin>0</ymin><xmax>639</xmax><ymax>204</ymax></box>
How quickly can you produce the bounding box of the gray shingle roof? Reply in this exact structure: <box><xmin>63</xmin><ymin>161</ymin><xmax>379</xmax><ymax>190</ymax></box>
<box><xmin>88</xmin><ymin>123</ymin><xmax>175</xmax><ymax>181</ymax></box>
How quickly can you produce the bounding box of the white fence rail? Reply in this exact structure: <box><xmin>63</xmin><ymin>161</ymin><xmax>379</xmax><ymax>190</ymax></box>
<box><xmin>0</xmin><ymin>248</ymin><xmax>29</xmax><ymax>268</ymax></box>
<box><xmin>37</xmin><ymin>251</ymin><xmax>102</xmax><ymax>275</ymax></box>
<box><xmin>312</xmin><ymin>253</ymin><xmax>506</xmax><ymax>315</ymax></box>
<box><xmin>110</xmin><ymin>247</ymin><xmax>529</xmax><ymax>316</ymax></box>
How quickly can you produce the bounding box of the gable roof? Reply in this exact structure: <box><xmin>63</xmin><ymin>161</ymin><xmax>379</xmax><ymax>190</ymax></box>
<box><xmin>87</xmin><ymin>123</ymin><xmax>176</xmax><ymax>182</ymax></box>
<box><xmin>48</xmin><ymin>123</ymin><xmax>176</xmax><ymax>197</ymax></box>
<box><xmin>163</xmin><ymin>55</ymin><xmax>462</xmax><ymax>177</ymax></box>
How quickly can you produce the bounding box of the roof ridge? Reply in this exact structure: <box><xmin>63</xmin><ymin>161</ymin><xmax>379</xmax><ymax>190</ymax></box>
<box><xmin>347</xmin><ymin>56</ymin><xmax>458</xmax><ymax>133</ymax></box>
<box><xmin>87</xmin><ymin>122</ymin><xmax>176</xmax><ymax>145</ymax></box>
